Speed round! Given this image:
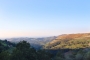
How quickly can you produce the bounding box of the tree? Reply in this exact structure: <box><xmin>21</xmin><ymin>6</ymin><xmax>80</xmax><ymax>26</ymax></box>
<box><xmin>37</xmin><ymin>50</ymin><xmax>52</xmax><ymax>60</ymax></box>
<box><xmin>54</xmin><ymin>51</ymin><xmax>64</xmax><ymax>60</ymax></box>
<box><xmin>0</xmin><ymin>51</ymin><xmax>11</xmax><ymax>60</ymax></box>
<box><xmin>84</xmin><ymin>51</ymin><xmax>90</xmax><ymax>60</ymax></box>
<box><xmin>11</xmin><ymin>41</ymin><xmax>37</xmax><ymax>60</ymax></box>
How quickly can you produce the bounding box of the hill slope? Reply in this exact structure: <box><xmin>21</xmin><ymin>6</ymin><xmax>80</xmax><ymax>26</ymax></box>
<box><xmin>44</xmin><ymin>33</ymin><xmax>90</xmax><ymax>50</ymax></box>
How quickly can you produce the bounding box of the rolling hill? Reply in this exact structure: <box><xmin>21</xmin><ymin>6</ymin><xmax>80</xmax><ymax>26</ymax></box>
<box><xmin>44</xmin><ymin>33</ymin><xmax>90</xmax><ymax>50</ymax></box>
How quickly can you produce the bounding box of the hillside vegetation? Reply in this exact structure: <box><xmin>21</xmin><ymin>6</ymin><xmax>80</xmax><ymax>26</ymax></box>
<box><xmin>44</xmin><ymin>33</ymin><xmax>90</xmax><ymax>50</ymax></box>
<box><xmin>7</xmin><ymin>36</ymin><xmax>56</xmax><ymax>49</ymax></box>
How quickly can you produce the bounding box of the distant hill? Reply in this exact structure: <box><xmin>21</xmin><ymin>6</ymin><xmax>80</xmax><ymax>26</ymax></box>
<box><xmin>44</xmin><ymin>33</ymin><xmax>90</xmax><ymax>50</ymax></box>
<box><xmin>7</xmin><ymin>36</ymin><xmax>57</xmax><ymax>49</ymax></box>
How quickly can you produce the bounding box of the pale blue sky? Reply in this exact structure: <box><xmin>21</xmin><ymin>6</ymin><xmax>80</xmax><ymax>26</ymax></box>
<box><xmin>0</xmin><ymin>0</ymin><xmax>90</xmax><ymax>38</ymax></box>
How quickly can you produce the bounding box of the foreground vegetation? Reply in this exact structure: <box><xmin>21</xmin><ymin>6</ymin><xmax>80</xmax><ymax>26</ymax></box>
<box><xmin>0</xmin><ymin>40</ymin><xmax>90</xmax><ymax>60</ymax></box>
<box><xmin>0</xmin><ymin>40</ymin><xmax>53</xmax><ymax>60</ymax></box>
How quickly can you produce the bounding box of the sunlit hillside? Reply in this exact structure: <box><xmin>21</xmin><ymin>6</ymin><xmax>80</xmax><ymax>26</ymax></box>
<box><xmin>44</xmin><ymin>33</ymin><xmax>90</xmax><ymax>49</ymax></box>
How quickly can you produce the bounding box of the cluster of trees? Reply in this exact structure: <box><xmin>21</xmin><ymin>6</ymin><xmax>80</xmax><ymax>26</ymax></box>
<box><xmin>54</xmin><ymin>48</ymin><xmax>90</xmax><ymax>60</ymax></box>
<box><xmin>0</xmin><ymin>40</ymin><xmax>15</xmax><ymax>53</ymax></box>
<box><xmin>0</xmin><ymin>40</ymin><xmax>53</xmax><ymax>60</ymax></box>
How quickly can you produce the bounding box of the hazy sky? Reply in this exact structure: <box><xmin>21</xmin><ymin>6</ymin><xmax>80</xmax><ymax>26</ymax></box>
<box><xmin>0</xmin><ymin>0</ymin><xmax>90</xmax><ymax>38</ymax></box>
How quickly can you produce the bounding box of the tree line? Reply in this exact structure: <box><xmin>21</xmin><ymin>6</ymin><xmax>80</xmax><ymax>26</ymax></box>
<box><xmin>1</xmin><ymin>40</ymin><xmax>90</xmax><ymax>60</ymax></box>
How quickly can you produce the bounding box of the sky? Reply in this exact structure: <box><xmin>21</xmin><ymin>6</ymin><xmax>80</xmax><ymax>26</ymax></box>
<box><xmin>0</xmin><ymin>0</ymin><xmax>90</xmax><ymax>38</ymax></box>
